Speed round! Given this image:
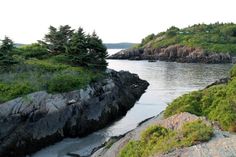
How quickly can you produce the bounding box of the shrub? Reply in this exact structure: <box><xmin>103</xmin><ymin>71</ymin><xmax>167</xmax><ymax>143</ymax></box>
<box><xmin>230</xmin><ymin>64</ymin><xmax>236</xmax><ymax>77</ymax></box>
<box><xmin>47</xmin><ymin>74</ymin><xmax>82</xmax><ymax>93</ymax></box>
<box><xmin>181</xmin><ymin>120</ymin><xmax>213</xmax><ymax>145</ymax></box>
<box><xmin>141</xmin><ymin>125</ymin><xmax>169</xmax><ymax>142</ymax></box>
<box><xmin>25</xmin><ymin>59</ymin><xmax>69</xmax><ymax>72</ymax></box>
<box><xmin>164</xmin><ymin>67</ymin><xmax>236</xmax><ymax>132</ymax></box>
<box><xmin>18</xmin><ymin>43</ymin><xmax>48</xmax><ymax>59</ymax></box>
<box><xmin>0</xmin><ymin>82</ymin><xmax>35</xmax><ymax>103</ymax></box>
<box><xmin>119</xmin><ymin>120</ymin><xmax>213</xmax><ymax>157</ymax></box>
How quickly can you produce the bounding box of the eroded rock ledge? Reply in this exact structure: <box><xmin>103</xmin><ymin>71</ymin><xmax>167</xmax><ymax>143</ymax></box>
<box><xmin>92</xmin><ymin>112</ymin><xmax>236</xmax><ymax>157</ymax></box>
<box><xmin>108</xmin><ymin>45</ymin><xmax>232</xmax><ymax>63</ymax></box>
<box><xmin>0</xmin><ymin>70</ymin><xmax>149</xmax><ymax>157</ymax></box>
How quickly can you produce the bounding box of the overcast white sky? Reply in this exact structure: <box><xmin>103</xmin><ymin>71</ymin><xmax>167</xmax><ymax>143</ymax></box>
<box><xmin>0</xmin><ymin>0</ymin><xmax>235</xmax><ymax>44</ymax></box>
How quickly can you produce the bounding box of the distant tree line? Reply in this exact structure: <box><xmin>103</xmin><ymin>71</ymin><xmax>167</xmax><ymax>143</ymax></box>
<box><xmin>0</xmin><ymin>25</ymin><xmax>108</xmax><ymax>68</ymax></box>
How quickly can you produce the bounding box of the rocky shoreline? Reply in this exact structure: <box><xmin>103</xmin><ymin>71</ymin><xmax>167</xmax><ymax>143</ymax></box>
<box><xmin>108</xmin><ymin>45</ymin><xmax>232</xmax><ymax>64</ymax></box>
<box><xmin>90</xmin><ymin>77</ymin><xmax>236</xmax><ymax>157</ymax></box>
<box><xmin>91</xmin><ymin>112</ymin><xmax>236</xmax><ymax>157</ymax></box>
<box><xmin>0</xmin><ymin>70</ymin><xmax>149</xmax><ymax>157</ymax></box>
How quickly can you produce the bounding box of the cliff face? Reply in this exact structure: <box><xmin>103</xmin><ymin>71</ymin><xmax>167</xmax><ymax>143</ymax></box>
<box><xmin>108</xmin><ymin>45</ymin><xmax>232</xmax><ymax>63</ymax></box>
<box><xmin>0</xmin><ymin>70</ymin><xmax>149</xmax><ymax>157</ymax></box>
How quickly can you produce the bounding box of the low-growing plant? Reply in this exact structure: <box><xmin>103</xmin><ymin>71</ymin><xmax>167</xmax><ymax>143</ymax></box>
<box><xmin>181</xmin><ymin>120</ymin><xmax>213</xmax><ymax>145</ymax></box>
<box><xmin>18</xmin><ymin>43</ymin><xmax>48</xmax><ymax>59</ymax></box>
<box><xmin>25</xmin><ymin>59</ymin><xmax>70</xmax><ymax>72</ymax></box>
<box><xmin>230</xmin><ymin>64</ymin><xmax>236</xmax><ymax>77</ymax></box>
<box><xmin>0</xmin><ymin>82</ymin><xmax>35</xmax><ymax>103</ymax></box>
<box><xmin>47</xmin><ymin>74</ymin><xmax>82</xmax><ymax>93</ymax></box>
<box><xmin>119</xmin><ymin>120</ymin><xmax>213</xmax><ymax>157</ymax></box>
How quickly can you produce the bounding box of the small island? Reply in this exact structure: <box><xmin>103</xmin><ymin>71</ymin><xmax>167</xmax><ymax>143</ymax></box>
<box><xmin>108</xmin><ymin>23</ymin><xmax>236</xmax><ymax>63</ymax></box>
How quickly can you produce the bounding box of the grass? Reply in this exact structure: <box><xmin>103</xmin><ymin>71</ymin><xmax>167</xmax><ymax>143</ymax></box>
<box><xmin>119</xmin><ymin>120</ymin><xmax>213</xmax><ymax>157</ymax></box>
<box><xmin>164</xmin><ymin>65</ymin><xmax>236</xmax><ymax>132</ymax></box>
<box><xmin>0</xmin><ymin>55</ymin><xmax>105</xmax><ymax>103</ymax></box>
<box><xmin>136</xmin><ymin>23</ymin><xmax>236</xmax><ymax>54</ymax></box>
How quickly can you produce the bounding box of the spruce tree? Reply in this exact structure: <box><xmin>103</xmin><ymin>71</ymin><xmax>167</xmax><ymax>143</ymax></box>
<box><xmin>42</xmin><ymin>25</ymin><xmax>74</xmax><ymax>54</ymax></box>
<box><xmin>0</xmin><ymin>36</ymin><xmax>16</xmax><ymax>66</ymax></box>
<box><xmin>87</xmin><ymin>31</ymin><xmax>108</xmax><ymax>67</ymax></box>
<box><xmin>66</xmin><ymin>27</ymin><xmax>89</xmax><ymax>66</ymax></box>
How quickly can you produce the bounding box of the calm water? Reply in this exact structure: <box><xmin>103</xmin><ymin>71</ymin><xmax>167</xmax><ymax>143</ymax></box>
<box><xmin>32</xmin><ymin>49</ymin><xmax>232</xmax><ymax>157</ymax></box>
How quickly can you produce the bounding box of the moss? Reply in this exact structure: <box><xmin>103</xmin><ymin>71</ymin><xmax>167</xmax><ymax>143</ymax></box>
<box><xmin>119</xmin><ymin>120</ymin><xmax>213</xmax><ymax>157</ymax></box>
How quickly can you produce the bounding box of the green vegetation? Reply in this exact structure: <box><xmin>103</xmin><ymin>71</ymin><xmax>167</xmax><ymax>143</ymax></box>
<box><xmin>119</xmin><ymin>120</ymin><xmax>213</xmax><ymax>157</ymax></box>
<box><xmin>136</xmin><ymin>23</ymin><xmax>236</xmax><ymax>54</ymax></box>
<box><xmin>0</xmin><ymin>25</ymin><xmax>107</xmax><ymax>103</ymax></box>
<box><xmin>0</xmin><ymin>36</ymin><xmax>17</xmax><ymax>67</ymax></box>
<box><xmin>164</xmin><ymin>65</ymin><xmax>236</xmax><ymax>132</ymax></box>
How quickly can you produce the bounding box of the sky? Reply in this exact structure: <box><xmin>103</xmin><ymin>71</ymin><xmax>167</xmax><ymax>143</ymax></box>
<box><xmin>0</xmin><ymin>0</ymin><xmax>236</xmax><ymax>44</ymax></box>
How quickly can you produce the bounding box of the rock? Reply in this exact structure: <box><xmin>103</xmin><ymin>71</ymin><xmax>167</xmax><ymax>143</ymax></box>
<box><xmin>0</xmin><ymin>70</ymin><xmax>149</xmax><ymax>157</ymax></box>
<box><xmin>92</xmin><ymin>112</ymin><xmax>236</xmax><ymax>157</ymax></box>
<box><xmin>205</xmin><ymin>77</ymin><xmax>230</xmax><ymax>88</ymax></box>
<box><xmin>158</xmin><ymin>133</ymin><xmax>236</xmax><ymax>157</ymax></box>
<box><xmin>107</xmin><ymin>45</ymin><xmax>232</xmax><ymax>64</ymax></box>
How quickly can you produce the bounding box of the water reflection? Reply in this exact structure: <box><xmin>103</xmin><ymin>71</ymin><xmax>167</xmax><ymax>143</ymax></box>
<box><xmin>33</xmin><ymin>50</ymin><xmax>232</xmax><ymax>157</ymax></box>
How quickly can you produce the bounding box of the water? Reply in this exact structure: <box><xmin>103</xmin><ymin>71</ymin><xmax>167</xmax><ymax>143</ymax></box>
<box><xmin>32</xmin><ymin>49</ymin><xmax>232</xmax><ymax>157</ymax></box>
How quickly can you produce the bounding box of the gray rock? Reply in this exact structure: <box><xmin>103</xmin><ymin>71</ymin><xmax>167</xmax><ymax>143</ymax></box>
<box><xmin>0</xmin><ymin>70</ymin><xmax>149</xmax><ymax>157</ymax></box>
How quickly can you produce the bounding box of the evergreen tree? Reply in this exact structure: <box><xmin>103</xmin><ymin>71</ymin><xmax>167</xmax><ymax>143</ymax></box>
<box><xmin>66</xmin><ymin>27</ymin><xmax>89</xmax><ymax>66</ymax></box>
<box><xmin>86</xmin><ymin>31</ymin><xmax>108</xmax><ymax>67</ymax></box>
<box><xmin>42</xmin><ymin>25</ymin><xmax>74</xmax><ymax>54</ymax></box>
<box><xmin>0</xmin><ymin>36</ymin><xmax>16</xmax><ymax>66</ymax></box>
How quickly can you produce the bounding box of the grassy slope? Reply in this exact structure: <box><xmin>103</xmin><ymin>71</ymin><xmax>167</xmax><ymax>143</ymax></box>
<box><xmin>135</xmin><ymin>23</ymin><xmax>236</xmax><ymax>54</ymax></box>
<box><xmin>0</xmin><ymin>54</ymin><xmax>104</xmax><ymax>104</ymax></box>
<box><xmin>164</xmin><ymin>65</ymin><xmax>236</xmax><ymax>132</ymax></box>
<box><xmin>119</xmin><ymin>64</ymin><xmax>236</xmax><ymax>157</ymax></box>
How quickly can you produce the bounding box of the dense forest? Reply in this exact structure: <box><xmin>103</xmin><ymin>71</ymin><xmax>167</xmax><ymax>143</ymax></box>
<box><xmin>136</xmin><ymin>23</ymin><xmax>236</xmax><ymax>54</ymax></box>
<box><xmin>0</xmin><ymin>25</ymin><xmax>108</xmax><ymax>103</ymax></box>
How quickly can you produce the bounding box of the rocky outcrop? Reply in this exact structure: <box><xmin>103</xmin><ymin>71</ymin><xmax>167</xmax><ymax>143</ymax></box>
<box><xmin>92</xmin><ymin>112</ymin><xmax>236</xmax><ymax>157</ymax></box>
<box><xmin>205</xmin><ymin>77</ymin><xmax>230</xmax><ymax>88</ymax></box>
<box><xmin>108</xmin><ymin>45</ymin><xmax>232</xmax><ymax>63</ymax></box>
<box><xmin>0</xmin><ymin>70</ymin><xmax>149</xmax><ymax>157</ymax></box>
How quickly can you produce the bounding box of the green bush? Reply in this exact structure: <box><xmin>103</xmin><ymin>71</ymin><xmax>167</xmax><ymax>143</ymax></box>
<box><xmin>164</xmin><ymin>67</ymin><xmax>236</xmax><ymax>132</ymax></box>
<box><xmin>18</xmin><ymin>43</ymin><xmax>48</xmax><ymax>59</ymax></box>
<box><xmin>47</xmin><ymin>74</ymin><xmax>83</xmax><ymax>93</ymax></box>
<box><xmin>141</xmin><ymin>125</ymin><xmax>169</xmax><ymax>142</ymax></box>
<box><xmin>119</xmin><ymin>120</ymin><xmax>213</xmax><ymax>157</ymax></box>
<box><xmin>181</xmin><ymin>120</ymin><xmax>213</xmax><ymax>145</ymax></box>
<box><xmin>230</xmin><ymin>64</ymin><xmax>236</xmax><ymax>77</ymax></box>
<box><xmin>0</xmin><ymin>82</ymin><xmax>35</xmax><ymax>103</ymax></box>
<box><xmin>25</xmin><ymin>59</ymin><xmax>70</xmax><ymax>72</ymax></box>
